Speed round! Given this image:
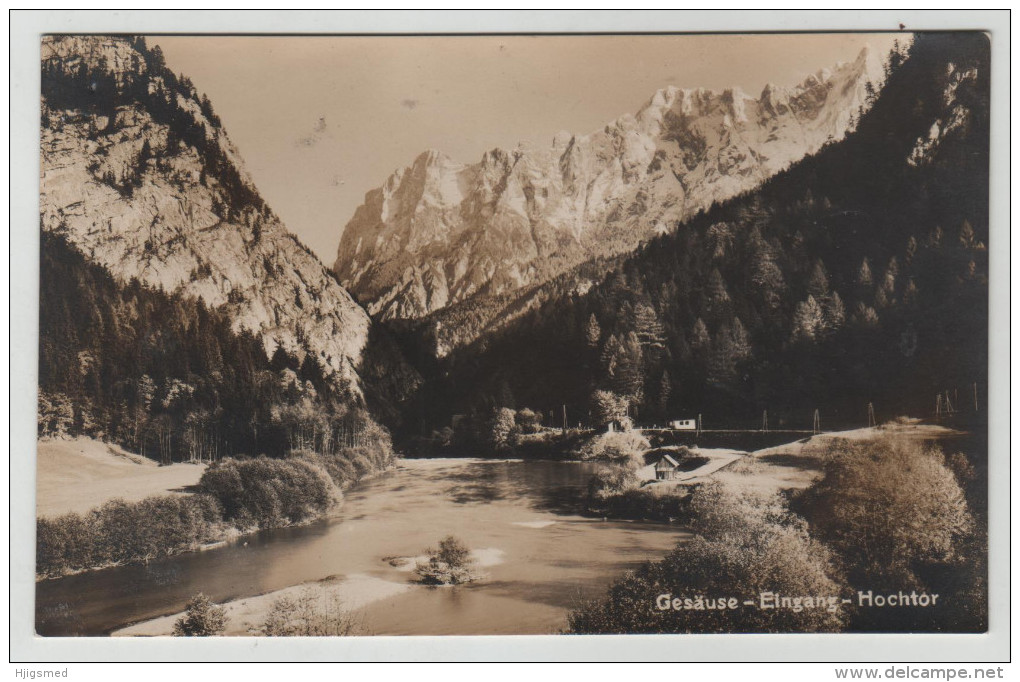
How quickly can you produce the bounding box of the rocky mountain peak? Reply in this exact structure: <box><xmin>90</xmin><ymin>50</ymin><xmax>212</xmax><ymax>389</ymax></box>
<box><xmin>334</xmin><ymin>49</ymin><xmax>887</xmax><ymax>325</ymax></box>
<box><xmin>42</xmin><ymin>34</ymin><xmax>144</xmax><ymax>80</ymax></box>
<box><xmin>416</xmin><ymin>148</ymin><xmax>452</xmax><ymax>167</ymax></box>
<box><xmin>551</xmin><ymin>130</ymin><xmax>574</xmax><ymax>150</ymax></box>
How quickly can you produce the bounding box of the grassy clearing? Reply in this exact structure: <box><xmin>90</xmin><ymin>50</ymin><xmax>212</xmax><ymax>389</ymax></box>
<box><xmin>36</xmin><ymin>437</ymin><xmax>205</xmax><ymax>517</ymax></box>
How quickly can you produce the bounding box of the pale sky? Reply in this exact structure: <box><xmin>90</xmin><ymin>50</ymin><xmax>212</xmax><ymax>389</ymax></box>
<box><xmin>153</xmin><ymin>33</ymin><xmax>901</xmax><ymax>263</ymax></box>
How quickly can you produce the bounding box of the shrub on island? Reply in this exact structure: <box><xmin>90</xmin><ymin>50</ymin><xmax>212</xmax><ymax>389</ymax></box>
<box><xmin>414</xmin><ymin>535</ymin><xmax>477</xmax><ymax>585</ymax></box>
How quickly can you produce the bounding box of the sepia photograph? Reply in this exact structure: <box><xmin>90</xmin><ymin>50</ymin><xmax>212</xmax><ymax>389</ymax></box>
<box><xmin>12</xmin><ymin>11</ymin><xmax>1007</xmax><ymax>664</ymax></box>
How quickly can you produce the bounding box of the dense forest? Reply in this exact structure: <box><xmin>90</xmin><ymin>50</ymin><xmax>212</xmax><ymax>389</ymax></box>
<box><xmin>404</xmin><ymin>33</ymin><xmax>989</xmax><ymax>438</ymax></box>
<box><xmin>39</xmin><ymin>231</ymin><xmax>390</xmax><ymax>464</ymax></box>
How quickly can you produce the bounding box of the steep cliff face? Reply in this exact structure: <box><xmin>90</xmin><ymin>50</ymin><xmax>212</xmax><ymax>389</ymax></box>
<box><xmin>907</xmin><ymin>61</ymin><xmax>980</xmax><ymax>167</ymax></box>
<box><xmin>39</xmin><ymin>35</ymin><xmax>417</xmax><ymax>406</ymax></box>
<box><xmin>335</xmin><ymin>47</ymin><xmax>885</xmax><ymax>322</ymax></box>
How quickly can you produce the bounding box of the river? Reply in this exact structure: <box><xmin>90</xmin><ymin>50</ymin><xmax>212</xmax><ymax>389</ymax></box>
<box><xmin>36</xmin><ymin>458</ymin><xmax>687</xmax><ymax>636</ymax></box>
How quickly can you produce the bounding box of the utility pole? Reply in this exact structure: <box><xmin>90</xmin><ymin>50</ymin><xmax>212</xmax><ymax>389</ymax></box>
<box><xmin>867</xmin><ymin>402</ymin><xmax>876</xmax><ymax>428</ymax></box>
<box><xmin>813</xmin><ymin>409</ymin><xmax>820</xmax><ymax>435</ymax></box>
<box><xmin>697</xmin><ymin>413</ymin><xmax>702</xmax><ymax>437</ymax></box>
<box><xmin>562</xmin><ymin>404</ymin><xmax>567</xmax><ymax>433</ymax></box>
<box><xmin>761</xmin><ymin>409</ymin><xmax>769</xmax><ymax>433</ymax></box>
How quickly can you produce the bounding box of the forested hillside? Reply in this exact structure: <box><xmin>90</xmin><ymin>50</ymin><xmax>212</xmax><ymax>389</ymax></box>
<box><xmin>409</xmin><ymin>33</ymin><xmax>989</xmax><ymax>436</ymax></box>
<box><xmin>39</xmin><ymin>231</ymin><xmax>391</xmax><ymax>465</ymax></box>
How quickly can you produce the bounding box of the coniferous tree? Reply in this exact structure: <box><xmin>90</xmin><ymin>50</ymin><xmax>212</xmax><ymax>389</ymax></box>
<box><xmin>807</xmin><ymin>259</ymin><xmax>830</xmax><ymax>300</ymax></box>
<box><xmin>690</xmin><ymin>318</ymin><xmax>710</xmax><ymax>351</ymax></box>
<box><xmin>958</xmin><ymin>220</ymin><xmax>975</xmax><ymax>248</ymax></box>
<box><xmin>792</xmin><ymin>296</ymin><xmax>825</xmax><ymax>342</ymax></box>
<box><xmin>633</xmin><ymin>304</ymin><xmax>666</xmax><ymax>352</ymax></box>
<box><xmin>857</xmin><ymin>257</ymin><xmax>874</xmax><ymax>287</ymax></box>
<box><xmin>749</xmin><ymin>233</ymin><xmax>786</xmax><ymax>310</ymax></box>
<box><xmin>584</xmin><ymin>313</ymin><xmax>602</xmax><ymax>350</ymax></box>
<box><xmin>657</xmin><ymin>370</ymin><xmax>673</xmax><ymax>418</ymax></box>
<box><xmin>822</xmin><ymin>291</ymin><xmax>846</xmax><ymax>335</ymax></box>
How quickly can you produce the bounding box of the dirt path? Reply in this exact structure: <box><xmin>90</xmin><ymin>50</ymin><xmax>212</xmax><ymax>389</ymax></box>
<box><xmin>752</xmin><ymin>422</ymin><xmax>960</xmax><ymax>458</ymax></box>
<box><xmin>675</xmin><ymin>449</ymin><xmax>745</xmax><ymax>482</ymax></box>
<box><xmin>635</xmin><ymin>423</ymin><xmax>960</xmax><ymax>496</ymax></box>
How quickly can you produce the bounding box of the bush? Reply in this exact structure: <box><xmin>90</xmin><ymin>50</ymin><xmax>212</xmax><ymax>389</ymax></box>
<box><xmin>799</xmin><ymin>436</ymin><xmax>973</xmax><ymax>588</ymax></box>
<box><xmin>36</xmin><ymin>494</ymin><xmax>226</xmax><ymax>577</ymax></box>
<box><xmin>587</xmin><ymin>485</ymin><xmax>692</xmax><ymax>522</ymax></box>
<box><xmin>569</xmin><ymin>484</ymin><xmax>844</xmax><ymax>634</ymax></box>
<box><xmin>587</xmin><ymin>464</ymin><xmax>638</xmax><ymax>499</ymax></box>
<box><xmin>37</xmin><ymin>391</ymin><xmax>75</xmax><ymax>437</ymax></box>
<box><xmin>255</xmin><ymin>588</ymin><xmax>359</xmax><ymax>636</ymax></box>
<box><xmin>292</xmin><ymin>449</ymin><xmax>356</xmax><ymax>488</ymax></box>
<box><xmin>591</xmin><ymin>390</ymin><xmax>628</xmax><ymax>428</ymax></box>
<box><xmin>945</xmin><ymin>451</ymin><xmax>976</xmax><ymax>486</ymax></box>
<box><xmin>578</xmin><ymin>431</ymin><xmax>650</xmax><ymax>466</ymax></box>
<box><xmin>199</xmin><ymin>456</ymin><xmax>338</xmax><ymax>530</ymax></box>
<box><xmin>351</xmin><ymin>453</ymin><xmax>375</xmax><ymax>479</ymax></box>
<box><xmin>173</xmin><ymin>592</ymin><xmax>226</xmax><ymax>636</ymax></box>
<box><xmin>516</xmin><ymin>408</ymin><xmax>542</xmax><ymax>434</ymax></box>
<box><xmin>797</xmin><ymin>435</ymin><xmax>981</xmax><ymax>631</ymax></box>
<box><xmin>489</xmin><ymin>408</ymin><xmax>517</xmax><ymax>448</ymax></box>
<box><xmin>415</xmin><ymin>535</ymin><xmax>476</xmax><ymax>585</ymax></box>
<box><xmin>435</xmin><ymin>535</ymin><xmax>470</xmax><ymax>567</ymax></box>
<box><xmin>289</xmin><ymin>439</ymin><xmax>396</xmax><ymax>490</ymax></box>
<box><xmin>36</xmin><ymin>512</ymin><xmax>98</xmax><ymax>576</ymax></box>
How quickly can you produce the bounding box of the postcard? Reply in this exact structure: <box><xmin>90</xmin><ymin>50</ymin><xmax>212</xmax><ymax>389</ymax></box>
<box><xmin>12</xmin><ymin>14</ymin><xmax>1006</xmax><ymax>665</ymax></box>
